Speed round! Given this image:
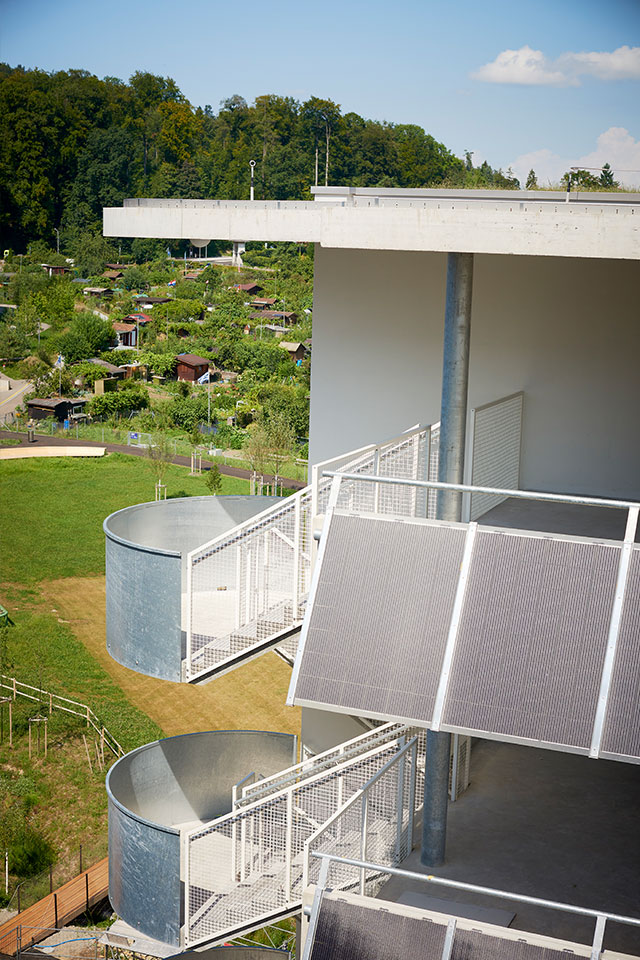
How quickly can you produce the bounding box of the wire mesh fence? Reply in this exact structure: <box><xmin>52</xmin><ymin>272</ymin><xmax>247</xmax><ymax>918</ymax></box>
<box><xmin>237</xmin><ymin>722</ymin><xmax>411</xmax><ymax>807</ymax></box>
<box><xmin>313</xmin><ymin>425</ymin><xmax>436</xmax><ymax>520</ymax></box>
<box><xmin>186</xmin><ymin>487</ymin><xmax>314</xmax><ymax>680</ymax></box>
<box><xmin>303</xmin><ymin>734</ymin><xmax>423</xmax><ymax>899</ymax></box>
<box><xmin>184</xmin><ymin>727</ymin><xmax>424</xmax><ymax>947</ymax></box>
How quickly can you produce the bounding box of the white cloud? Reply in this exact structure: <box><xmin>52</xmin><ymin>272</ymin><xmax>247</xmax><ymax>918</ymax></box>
<box><xmin>473</xmin><ymin>46</ymin><xmax>573</xmax><ymax>86</ymax></box>
<box><xmin>509</xmin><ymin>127</ymin><xmax>640</xmax><ymax>188</ymax></box>
<box><xmin>474</xmin><ymin>45</ymin><xmax>640</xmax><ymax>87</ymax></box>
<box><xmin>560</xmin><ymin>46</ymin><xmax>640</xmax><ymax>81</ymax></box>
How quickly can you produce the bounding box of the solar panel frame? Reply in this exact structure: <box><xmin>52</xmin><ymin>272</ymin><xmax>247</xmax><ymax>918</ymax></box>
<box><xmin>290</xmin><ymin>510</ymin><xmax>468</xmax><ymax>726</ymax></box>
<box><xmin>600</xmin><ymin>546</ymin><xmax>640</xmax><ymax>763</ymax></box>
<box><xmin>440</xmin><ymin>527</ymin><xmax>621</xmax><ymax>752</ymax></box>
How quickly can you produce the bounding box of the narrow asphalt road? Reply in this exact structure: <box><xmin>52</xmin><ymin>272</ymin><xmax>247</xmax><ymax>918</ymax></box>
<box><xmin>0</xmin><ymin>429</ymin><xmax>306</xmax><ymax>489</ymax></box>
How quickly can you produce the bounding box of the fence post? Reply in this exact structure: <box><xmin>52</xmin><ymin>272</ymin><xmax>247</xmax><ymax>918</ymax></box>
<box><xmin>285</xmin><ymin>789</ymin><xmax>293</xmax><ymax>900</ymax></box>
<box><xmin>359</xmin><ymin>794</ymin><xmax>368</xmax><ymax>896</ymax></box>
<box><xmin>395</xmin><ymin>737</ymin><xmax>406</xmax><ymax>859</ymax></box>
<box><xmin>408</xmin><ymin>740</ymin><xmax>418</xmax><ymax>851</ymax></box>
<box><xmin>292</xmin><ymin>496</ymin><xmax>301</xmax><ymax>619</ymax></box>
<box><xmin>54</xmin><ymin>892</ymin><xmax>58</xmax><ymax>927</ymax></box>
<box><xmin>85</xmin><ymin>872</ymin><xmax>89</xmax><ymax>911</ymax></box>
<box><xmin>17</xmin><ymin>884</ymin><xmax>20</xmax><ymax>913</ymax></box>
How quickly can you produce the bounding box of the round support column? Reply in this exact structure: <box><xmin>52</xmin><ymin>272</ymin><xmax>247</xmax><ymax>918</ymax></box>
<box><xmin>421</xmin><ymin>251</ymin><xmax>474</xmax><ymax>868</ymax></box>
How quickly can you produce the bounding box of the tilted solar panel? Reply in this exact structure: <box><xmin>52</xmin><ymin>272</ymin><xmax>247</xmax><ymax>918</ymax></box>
<box><xmin>601</xmin><ymin>547</ymin><xmax>640</xmax><ymax>761</ymax></box>
<box><xmin>292</xmin><ymin>513</ymin><xmax>467</xmax><ymax>723</ymax></box>
<box><xmin>442</xmin><ymin>529</ymin><xmax>619</xmax><ymax>749</ymax></box>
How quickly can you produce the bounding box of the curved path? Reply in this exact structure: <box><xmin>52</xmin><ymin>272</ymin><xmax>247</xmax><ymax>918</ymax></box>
<box><xmin>0</xmin><ymin>431</ymin><xmax>305</xmax><ymax>489</ymax></box>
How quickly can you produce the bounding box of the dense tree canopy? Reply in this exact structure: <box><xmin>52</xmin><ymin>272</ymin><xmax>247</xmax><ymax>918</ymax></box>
<box><xmin>0</xmin><ymin>64</ymin><xmax>524</xmax><ymax>252</ymax></box>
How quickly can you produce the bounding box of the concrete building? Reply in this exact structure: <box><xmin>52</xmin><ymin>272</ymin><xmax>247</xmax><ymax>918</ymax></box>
<box><xmin>102</xmin><ymin>188</ymin><xmax>640</xmax><ymax>959</ymax></box>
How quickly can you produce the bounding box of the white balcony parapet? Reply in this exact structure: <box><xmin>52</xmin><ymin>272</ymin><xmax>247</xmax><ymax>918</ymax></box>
<box><xmin>183</xmin><ymin>722</ymin><xmax>425</xmax><ymax>948</ymax></box>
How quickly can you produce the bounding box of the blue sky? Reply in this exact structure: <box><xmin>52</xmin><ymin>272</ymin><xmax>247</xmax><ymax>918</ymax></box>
<box><xmin>2</xmin><ymin>0</ymin><xmax>639</xmax><ymax>186</ymax></box>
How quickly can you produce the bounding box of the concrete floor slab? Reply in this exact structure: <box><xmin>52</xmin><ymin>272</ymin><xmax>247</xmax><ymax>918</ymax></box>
<box><xmin>379</xmin><ymin>739</ymin><xmax>640</xmax><ymax>955</ymax></box>
<box><xmin>481</xmin><ymin>497</ymin><xmax>639</xmax><ymax>541</ymax></box>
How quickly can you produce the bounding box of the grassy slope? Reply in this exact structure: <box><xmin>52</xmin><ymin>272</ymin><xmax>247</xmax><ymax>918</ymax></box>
<box><xmin>0</xmin><ymin>453</ymin><xmax>299</xmax><ymax>890</ymax></box>
<box><xmin>0</xmin><ymin>452</ymin><xmax>249</xmax><ymax>583</ymax></box>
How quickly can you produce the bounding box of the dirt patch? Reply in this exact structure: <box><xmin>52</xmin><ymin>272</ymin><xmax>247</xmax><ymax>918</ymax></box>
<box><xmin>38</xmin><ymin>577</ymin><xmax>301</xmax><ymax>739</ymax></box>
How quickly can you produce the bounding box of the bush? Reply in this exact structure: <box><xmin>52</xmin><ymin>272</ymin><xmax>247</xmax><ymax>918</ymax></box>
<box><xmin>215</xmin><ymin>423</ymin><xmax>244</xmax><ymax>449</ymax></box>
<box><xmin>9</xmin><ymin>828</ymin><xmax>55</xmax><ymax>877</ymax></box>
<box><xmin>88</xmin><ymin>388</ymin><xmax>149</xmax><ymax>418</ymax></box>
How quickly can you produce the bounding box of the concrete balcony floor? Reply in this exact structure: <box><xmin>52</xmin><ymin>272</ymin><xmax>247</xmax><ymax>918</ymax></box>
<box><xmin>481</xmin><ymin>495</ymin><xmax>639</xmax><ymax>541</ymax></box>
<box><xmin>381</xmin><ymin>739</ymin><xmax>640</xmax><ymax>956</ymax></box>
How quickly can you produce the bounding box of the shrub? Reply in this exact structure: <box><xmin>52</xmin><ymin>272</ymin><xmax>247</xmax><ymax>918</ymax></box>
<box><xmin>9</xmin><ymin>828</ymin><xmax>55</xmax><ymax>877</ymax></box>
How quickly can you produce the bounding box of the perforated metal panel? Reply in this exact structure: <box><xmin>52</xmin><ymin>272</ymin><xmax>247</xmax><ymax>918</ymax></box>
<box><xmin>451</xmin><ymin>928</ymin><xmax>575</xmax><ymax>960</ymax></box>
<box><xmin>293</xmin><ymin>514</ymin><xmax>467</xmax><ymax>722</ymax></box>
<box><xmin>442</xmin><ymin>529</ymin><xmax>620</xmax><ymax>748</ymax></box>
<box><xmin>309</xmin><ymin>897</ymin><xmax>447</xmax><ymax>960</ymax></box>
<box><xmin>467</xmin><ymin>393</ymin><xmax>523</xmax><ymax>521</ymax></box>
<box><xmin>601</xmin><ymin>547</ymin><xmax>640</xmax><ymax>760</ymax></box>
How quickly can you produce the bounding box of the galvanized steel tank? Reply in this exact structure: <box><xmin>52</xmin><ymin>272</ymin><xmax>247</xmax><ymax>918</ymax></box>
<box><xmin>107</xmin><ymin>730</ymin><xmax>297</xmax><ymax>947</ymax></box>
<box><xmin>104</xmin><ymin>496</ymin><xmax>280</xmax><ymax>682</ymax></box>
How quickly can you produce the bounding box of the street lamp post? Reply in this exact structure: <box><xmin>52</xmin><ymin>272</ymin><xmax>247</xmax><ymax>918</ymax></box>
<box><xmin>249</xmin><ymin>159</ymin><xmax>256</xmax><ymax>201</ymax></box>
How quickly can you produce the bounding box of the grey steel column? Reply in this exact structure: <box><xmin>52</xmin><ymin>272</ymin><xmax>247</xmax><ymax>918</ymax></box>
<box><xmin>421</xmin><ymin>251</ymin><xmax>473</xmax><ymax>867</ymax></box>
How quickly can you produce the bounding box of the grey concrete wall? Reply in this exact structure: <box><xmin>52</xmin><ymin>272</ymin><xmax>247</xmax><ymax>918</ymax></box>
<box><xmin>104</xmin><ymin>496</ymin><xmax>281</xmax><ymax>682</ymax></box>
<box><xmin>107</xmin><ymin>730</ymin><xmax>297</xmax><ymax>946</ymax></box>
<box><xmin>301</xmin><ymin>707</ymin><xmax>370</xmax><ymax>756</ymax></box>
<box><xmin>310</xmin><ymin>248</ymin><xmax>640</xmax><ymax>500</ymax></box>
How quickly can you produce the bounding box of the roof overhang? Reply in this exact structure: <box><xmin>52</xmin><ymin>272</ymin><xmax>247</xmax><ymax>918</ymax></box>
<box><xmin>104</xmin><ymin>188</ymin><xmax>640</xmax><ymax>260</ymax></box>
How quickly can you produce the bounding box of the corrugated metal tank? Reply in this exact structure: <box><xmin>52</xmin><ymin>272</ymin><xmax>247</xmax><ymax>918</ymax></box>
<box><xmin>104</xmin><ymin>496</ymin><xmax>280</xmax><ymax>682</ymax></box>
<box><xmin>107</xmin><ymin>730</ymin><xmax>297</xmax><ymax>946</ymax></box>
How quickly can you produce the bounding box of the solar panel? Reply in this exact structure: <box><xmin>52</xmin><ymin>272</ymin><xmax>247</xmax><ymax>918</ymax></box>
<box><xmin>293</xmin><ymin>513</ymin><xmax>467</xmax><ymax>723</ymax></box>
<box><xmin>442</xmin><ymin>530</ymin><xmax>620</xmax><ymax>749</ymax></box>
<box><xmin>290</xmin><ymin>510</ymin><xmax>640</xmax><ymax>760</ymax></box>
<box><xmin>309</xmin><ymin>896</ymin><xmax>447</xmax><ymax>960</ymax></box>
<box><xmin>601</xmin><ymin>547</ymin><xmax>640</xmax><ymax>761</ymax></box>
<box><xmin>307</xmin><ymin>894</ymin><xmax>584</xmax><ymax>960</ymax></box>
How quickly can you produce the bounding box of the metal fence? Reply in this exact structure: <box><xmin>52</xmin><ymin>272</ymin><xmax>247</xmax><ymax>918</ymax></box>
<box><xmin>184</xmin><ymin>725</ymin><xmax>424</xmax><ymax>947</ymax></box>
<box><xmin>302</xmin><ymin>734</ymin><xmax>422</xmax><ymax>898</ymax></box>
<box><xmin>237</xmin><ymin>722</ymin><xmax>410</xmax><ymax>808</ymax></box>
<box><xmin>0</xmin><ymin>675</ymin><xmax>124</xmax><ymax>757</ymax></box>
<box><xmin>311</xmin><ymin>424</ymin><xmax>435</xmax><ymax>521</ymax></box>
<box><xmin>463</xmin><ymin>391</ymin><xmax>524</xmax><ymax>521</ymax></box>
<box><xmin>186</xmin><ymin>486</ymin><xmax>314</xmax><ymax>681</ymax></box>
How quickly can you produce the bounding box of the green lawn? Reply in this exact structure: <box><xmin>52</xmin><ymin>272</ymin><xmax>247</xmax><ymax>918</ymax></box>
<box><xmin>0</xmin><ymin>451</ymin><xmax>255</xmax><ymax>891</ymax></box>
<box><xmin>0</xmin><ymin>452</ymin><xmax>249</xmax><ymax>584</ymax></box>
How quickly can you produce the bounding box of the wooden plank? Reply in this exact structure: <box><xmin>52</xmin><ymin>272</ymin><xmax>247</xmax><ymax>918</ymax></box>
<box><xmin>0</xmin><ymin>858</ymin><xmax>108</xmax><ymax>956</ymax></box>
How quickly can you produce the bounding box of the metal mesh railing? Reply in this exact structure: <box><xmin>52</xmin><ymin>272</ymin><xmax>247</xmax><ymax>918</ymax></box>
<box><xmin>313</xmin><ymin>425</ymin><xmax>435</xmax><ymax>520</ymax></box>
<box><xmin>186</xmin><ymin>487</ymin><xmax>314</xmax><ymax>681</ymax></box>
<box><xmin>303</xmin><ymin>734</ymin><xmax>423</xmax><ymax>898</ymax></box>
<box><xmin>464</xmin><ymin>392</ymin><xmax>523</xmax><ymax>521</ymax></box>
<box><xmin>184</xmin><ymin>727</ymin><xmax>424</xmax><ymax>947</ymax></box>
<box><xmin>237</xmin><ymin>721</ymin><xmax>409</xmax><ymax>807</ymax></box>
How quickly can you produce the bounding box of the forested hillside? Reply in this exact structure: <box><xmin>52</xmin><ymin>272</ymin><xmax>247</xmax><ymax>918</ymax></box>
<box><xmin>0</xmin><ymin>64</ymin><xmax>520</xmax><ymax>252</ymax></box>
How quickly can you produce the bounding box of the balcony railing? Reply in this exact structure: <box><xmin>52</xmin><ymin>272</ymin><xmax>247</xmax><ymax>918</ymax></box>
<box><xmin>185</xmin><ymin>423</ymin><xmax>440</xmax><ymax>683</ymax></box>
<box><xmin>183</xmin><ymin>723</ymin><xmax>424</xmax><ymax>947</ymax></box>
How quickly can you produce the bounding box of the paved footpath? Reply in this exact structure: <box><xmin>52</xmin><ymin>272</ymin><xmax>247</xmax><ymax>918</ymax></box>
<box><xmin>0</xmin><ymin>430</ymin><xmax>305</xmax><ymax>490</ymax></box>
